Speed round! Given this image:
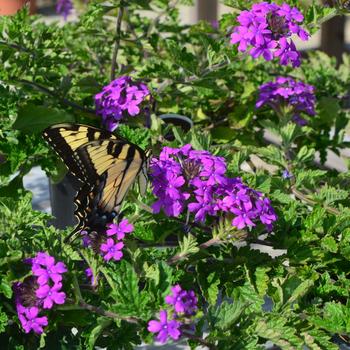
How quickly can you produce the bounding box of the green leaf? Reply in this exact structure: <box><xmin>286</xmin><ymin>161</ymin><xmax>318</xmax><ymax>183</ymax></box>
<box><xmin>101</xmin><ymin>261</ymin><xmax>150</xmax><ymax>318</ymax></box>
<box><xmin>232</xmin><ymin>281</ymin><xmax>264</xmax><ymax>313</ymax></box>
<box><xmin>314</xmin><ymin>185</ymin><xmax>348</xmax><ymax>206</ymax></box>
<box><xmin>321</xmin><ymin>236</ymin><xmax>338</xmax><ymax>253</ymax></box>
<box><xmin>280</xmin><ymin>123</ymin><xmax>298</xmax><ymax>147</ymax></box>
<box><xmin>87</xmin><ymin>317</ymin><xmax>112</xmax><ymax>350</ymax></box>
<box><xmin>310</xmin><ymin>302</ymin><xmax>350</xmax><ymax>334</ymax></box>
<box><xmin>144</xmin><ymin>261</ymin><xmax>173</xmax><ymax>300</ymax></box>
<box><xmin>254</xmin><ymin>267</ymin><xmax>270</xmax><ymax>297</ymax></box>
<box><xmin>0</xmin><ymin>307</ymin><xmax>8</xmax><ymax>333</ymax></box>
<box><xmin>207</xmin><ymin>272</ymin><xmax>220</xmax><ymax>305</ymax></box>
<box><xmin>296</xmin><ymin>146</ymin><xmax>315</xmax><ymax>163</ymax></box>
<box><xmin>189</xmin><ymin>128</ymin><xmax>211</xmax><ymax>150</ymax></box>
<box><xmin>318</xmin><ymin>97</ymin><xmax>340</xmax><ymax>125</ymax></box>
<box><xmin>165</xmin><ymin>40</ymin><xmax>198</xmax><ymax>75</ymax></box>
<box><xmin>301</xmin><ymin>330</ymin><xmax>338</xmax><ymax>350</ymax></box>
<box><xmin>76</xmin><ymin>76</ymin><xmax>100</xmax><ymax>94</ymax></box>
<box><xmin>211</xmin><ymin>126</ymin><xmax>236</xmax><ymax>143</ymax></box>
<box><xmin>284</xmin><ymin>279</ymin><xmax>314</xmax><ymax>306</ymax></box>
<box><xmin>0</xmin><ymin>277</ymin><xmax>12</xmax><ymax>298</ymax></box>
<box><xmin>13</xmin><ymin>104</ymin><xmax>75</xmax><ymax>134</ymax></box>
<box><xmin>304</xmin><ymin>207</ymin><xmax>325</xmax><ymax>231</ymax></box>
<box><xmin>254</xmin><ymin>317</ymin><xmax>303</xmax><ymax>349</ymax></box>
<box><xmin>211</xmin><ymin>300</ymin><xmax>245</xmax><ymax>331</ymax></box>
<box><xmin>179</xmin><ymin>234</ymin><xmax>199</xmax><ymax>257</ymax></box>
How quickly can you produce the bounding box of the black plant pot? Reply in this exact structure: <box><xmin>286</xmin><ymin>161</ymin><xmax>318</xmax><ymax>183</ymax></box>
<box><xmin>49</xmin><ymin>174</ymin><xmax>78</xmax><ymax>229</ymax></box>
<box><xmin>159</xmin><ymin>114</ymin><xmax>193</xmax><ymax>141</ymax></box>
<box><xmin>159</xmin><ymin>113</ymin><xmax>193</xmax><ymax>131</ymax></box>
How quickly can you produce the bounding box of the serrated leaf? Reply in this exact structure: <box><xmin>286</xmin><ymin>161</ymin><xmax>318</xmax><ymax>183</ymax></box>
<box><xmin>314</xmin><ymin>185</ymin><xmax>348</xmax><ymax>206</ymax></box>
<box><xmin>304</xmin><ymin>207</ymin><xmax>326</xmax><ymax>231</ymax></box>
<box><xmin>0</xmin><ymin>277</ymin><xmax>12</xmax><ymax>298</ymax></box>
<box><xmin>280</xmin><ymin>123</ymin><xmax>298</xmax><ymax>147</ymax></box>
<box><xmin>318</xmin><ymin>97</ymin><xmax>340</xmax><ymax>125</ymax></box>
<box><xmin>321</xmin><ymin>236</ymin><xmax>338</xmax><ymax>253</ymax></box>
<box><xmin>211</xmin><ymin>300</ymin><xmax>245</xmax><ymax>330</ymax></box>
<box><xmin>13</xmin><ymin>104</ymin><xmax>74</xmax><ymax>133</ymax></box>
<box><xmin>296</xmin><ymin>146</ymin><xmax>315</xmax><ymax>163</ymax></box>
<box><xmin>255</xmin><ymin>267</ymin><xmax>270</xmax><ymax>297</ymax></box>
<box><xmin>285</xmin><ymin>279</ymin><xmax>314</xmax><ymax>306</ymax></box>
<box><xmin>87</xmin><ymin>317</ymin><xmax>111</xmax><ymax>350</ymax></box>
<box><xmin>255</xmin><ymin>318</ymin><xmax>303</xmax><ymax>349</ymax></box>
<box><xmin>179</xmin><ymin>234</ymin><xmax>199</xmax><ymax>256</ymax></box>
<box><xmin>100</xmin><ymin>261</ymin><xmax>150</xmax><ymax>318</ymax></box>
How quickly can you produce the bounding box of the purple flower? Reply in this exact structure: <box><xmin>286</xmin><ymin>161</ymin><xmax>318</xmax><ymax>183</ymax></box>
<box><xmin>36</xmin><ymin>283</ymin><xmax>66</xmax><ymax>309</ymax></box>
<box><xmin>231</xmin><ymin>202</ymin><xmax>256</xmax><ymax>229</ymax></box>
<box><xmin>85</xmin><ymin>268</ymin><xmax>97</xmax><ymax>286</ymax></box>
<box><xmin>165</xmin><ymin>285</ymin><xmax>198</xmax><ymax>315</ymax></box>
<box><xmin>230</xmin><ymin>2</ymin><xmax>309</xmax><ymax>67</ymax></box>
<box><xmin>17</xmin><ymin>306</ymin><xmax>48</xmax><ymax>334</ymax></box>
<box><xmin>256</xmin><ymin>76</ymin><xmax>316</xmax><ymax>125</ymax></box>
<box><xmin>14</xmin><ymin>253</ymin><xmax>68</xmax><ymax>334</ymax></box>
<box><xmin>282</xmin><ymin>169</ymin><xmax>293</xmax><ymax>179</ymax></box>
<box><xmin>147</xmin><ymin>310</ymin><xmax>181</xmax><ymax>344</ymax></box>
<box><xmin>100</xmin><ymin>238</ymin><xmax>124</xmax><ymax>261</ymax></box>
<box><xmin>151</xmin><ymin>146</ymin><xmax>277</xmax><ymax>230</ymax></box>
<box><xmin>106</xmin><ymin>219</ymin><xmax>134</xmax><ymax>239</ymax></box>
<box><xmin>81</xmin><ymin>230</ymin><xmax>91</xmax><ymax>247</ymax></box>
<box><xmin>32</xmin><ymin>253</ymin><xmax>67</xmax><ymax>285</ymax></box>
<box><xmin>56</xmin><ymin>0</ymin><xmax>73</xmax><ymax>20</ymax></box>
<box><xmin>95</xmin><ymin>76</ymin><xmax>151</xmax><ymax>131</ymax></box>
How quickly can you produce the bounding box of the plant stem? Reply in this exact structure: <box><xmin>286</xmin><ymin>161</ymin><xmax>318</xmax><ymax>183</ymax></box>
<box><xmin>312</xmin><ymin>8</ymin><xmax>339</xmax><ymax>27</ymax></box>
<box><xmin>79</xmin><ymin>300</ymin><xmax>139</xmax><ymax>324</ymax></box>
<box><xmin>146</xmin><ymin>0</ymin><xmax>181</xmax><ymax>38</ymax></box>
<box><xmin>137</xmin><ymin>241</ymin><xmax>179</xmax><ymax>248</ymax></box>
<box><xmin>168</xmin><ymin>237</ymin><xmax>221</xmax><ymax>265</ymax></box>
<box><xmin>129</xmin><ymin>193</ymin><xmax>153</xmax><ymax>213</ymax></box>
<box><xmin>182</xmin><ymin>331</ymin><xmax>217</xmax><ymax>350</ymax></box>
<box><xmin>156</xmin><ymin>60</ymin><xmax>230</xmax><ymax>96</ymax></box>
<box><xmin>71</xmin><ymin>275</ymin><xmax>139</xmax><ymax>323</ymax></box>
<box><xmin>0</xmin><ymin>40</ymin><xmax>33</xmax><ymax>54</ymax></box>
<box><xmin>169</xmin><ymin>216</ymin><xmax>212</xmax><ymax>233</ymax></box>
<box><xmin>18</xmin><ymin>79</ymin><xmax>96</xmax><ymax>114</ymax></box>
<box><xmin>110</xmin><ymin>2</ymin><xmax>125</xmax><ymax>81</ymax></box>
<box><xmin>291</xmin><ymin>186</ymin><xmax>340</xmax><ymax>216</ymax></box>
<box><xmin>72</xmin><ymin>275</ymin><xmax>83</xmax><ymax>302</ymax></box>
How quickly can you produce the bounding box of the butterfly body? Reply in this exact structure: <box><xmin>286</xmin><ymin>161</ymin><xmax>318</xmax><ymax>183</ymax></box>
<box><xmin>43</xmin><ymin>123</ymin><xmax>149</xmax><ymax>241</ymax></box>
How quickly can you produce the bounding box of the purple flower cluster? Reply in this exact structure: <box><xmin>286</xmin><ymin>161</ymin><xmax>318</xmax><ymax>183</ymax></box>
<box><xmin>56</xmin><ymin>0</ymin><xmax>73</xmax><ymax>20</ymax></box>
<box><xmin>14</xmin><ymin>253</ymin><xmax>67</xmax><ymax>334</ymax></box>
<box><xmin>165</xmin><ymin>285</ymin><xmax>198</xmax><ymax>316</ymax></box>
<box><xmin>95</xmin><ymin>76</ymin><xmax>151</xmax><ymax>131</ymax></box>
<box><xmin>150</xmin><ymin>145</ymin><xmax>277</xmax><ymax>231</ymax></box>
<box><xmin>83</xmin><ymin>219</ymin><xmax>134</xmax><ymax>263</ymax></box>
<box><xmin>148</xmin><ymin>285</ymin><xmax>198</xmax><ymax>344</ymax></box>
<box><xmin>256</xmin><ymin>76</ymin><xmax>316</xmax><ymax>126</ymax></box>
<box><xmin>230</xmin><ymin>2</ymin><xmax>309</xmax><ymax>67</ymax></box>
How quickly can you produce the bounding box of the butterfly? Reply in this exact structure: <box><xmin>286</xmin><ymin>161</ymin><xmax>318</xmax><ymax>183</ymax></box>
<box><xmin>43</xmin><ymin>123</ymin><xmax>150</xmax><ymax>241</ymax></box>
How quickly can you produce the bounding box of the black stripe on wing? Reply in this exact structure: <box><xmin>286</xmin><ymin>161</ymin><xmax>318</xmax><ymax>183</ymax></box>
<box><xmin>66</xmin><ymin>175</ymin><xmax>118</xmax><ymax>242</ymax></box>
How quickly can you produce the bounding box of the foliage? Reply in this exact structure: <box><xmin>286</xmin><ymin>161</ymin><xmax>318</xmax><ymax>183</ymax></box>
<box><xmin>1</xmin><ymin>0</ymin><xmax>350</xmax><ymax>348</ymax></box>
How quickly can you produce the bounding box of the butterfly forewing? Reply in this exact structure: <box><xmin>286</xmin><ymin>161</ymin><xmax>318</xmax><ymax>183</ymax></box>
<box><xmin>43</xmin><ymin>123</ymin><xmax>118</xmax><ymax>184</ymax></box>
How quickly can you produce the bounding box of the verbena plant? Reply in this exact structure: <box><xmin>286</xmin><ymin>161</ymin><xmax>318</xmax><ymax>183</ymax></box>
<box><xmin>1</xmin><ymin>0</ymin><xmax>350</xmax><ymax>349</ymax></box>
